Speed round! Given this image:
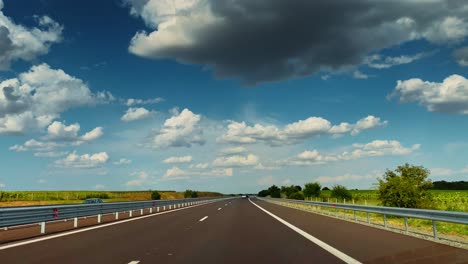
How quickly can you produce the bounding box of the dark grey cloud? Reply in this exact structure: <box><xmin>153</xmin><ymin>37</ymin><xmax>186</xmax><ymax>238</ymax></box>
<box><xmin>454</xmin><ymin>46</ymin><xmax>468</xmax><ymax>66</ymax></box>
<box><xmin>126</xmin><ymin>0</ymin><xmax>468</xmax><ymax>85</ymax></box>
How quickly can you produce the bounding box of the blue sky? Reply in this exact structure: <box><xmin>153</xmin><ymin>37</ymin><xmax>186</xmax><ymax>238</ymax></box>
<box><xmin>0</xmin><ymin>0</ymin><xmax>467</xmax><ymax>193</ymax></box>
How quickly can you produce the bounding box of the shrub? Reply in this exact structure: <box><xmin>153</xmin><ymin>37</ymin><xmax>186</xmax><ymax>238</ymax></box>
<box><xmin>151</xmin><ymin>191</ymin><xmax>161</xmax><ymax>200</ymax></box>
<box><xmin>331</xmin><ymin>185</ymin><xmax>352</xmax><ymax>200</ymax></box>
<box><xmin>281</xmin><ymin>185</ymin><xmax>302</xmax><ymax>198</ymax></box>
<box><xmin>378</xmin><ymin>163</ymin><xmax>433</xmax><ymax>208</ymax></box>
<box><xmin>289</xmin><ymin>192</ymin><xmax>305</xmax><ymax>200</ymax></box>
<box><xmin>303</xmin><ymin>182</ymin><xmax>321</xmax><ymax>198</ymax></box>
<box><xmin>268</xmin><ymin>185</ymin><xmax>281</xmax><ymax>198</ymax></box>
<box><xmin>258</xmin><ymin>189</ymin><xmax>270</xmax><ymax>197</ymax></box>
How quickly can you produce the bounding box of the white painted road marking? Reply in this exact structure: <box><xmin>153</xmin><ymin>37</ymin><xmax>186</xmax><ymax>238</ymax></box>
<box><xmin>0</xmin><ymin>200</ymin><xmax>225</xmax><ymax>251</ymax></box>
<box><xmin>128</xmin><ymin>261</ymin><xmax>140</xmax><ymax>264</ymax></box>
<box><xmin>249</xmin><ymin>198</ymin><xmax>361</xmax><ymax>264</ymax></box>
<box><xmin>218</xmin><ymin>208</ymin><xmax>222</xmax><ymax>211</ymax></box>
<box><xmin>199</xmin><ymin>216</ymin><xmax>208</xmax><ymax>222</ymax></box>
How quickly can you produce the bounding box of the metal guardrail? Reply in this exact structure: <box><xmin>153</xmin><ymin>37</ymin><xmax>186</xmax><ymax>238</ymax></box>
<box><xmin>0</xmin><ymin>197</ymin><xmax>231</xmax><ymax>233</ymax></box>
<box><xmin>257</xmin><ymin>197</ymin><xmax>468</xmax><ymax>240</ymax></box>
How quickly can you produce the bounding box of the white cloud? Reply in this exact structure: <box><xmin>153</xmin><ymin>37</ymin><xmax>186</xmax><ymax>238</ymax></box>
<box><xmin>0</xmin><ymin>2</ymin><xmax>63</xmax><ymax>69</ymax></box>
<box><xmin>0</xmin><ymin>183</ymin><xmax>5</xmax><ymax>188</ymax></box>
<box><xmin>125</xmin><ymin>97</ymin><xmax>164</xmax><ymax>106</ymax></box>
<box><xmin>33</xmin><ymin>151</ymin><xmax>68</xmax><ymax>158</ymax></box>
<box><xmin>125</xmin><ymin>171</ymin><xmax>150</xmax><ymax>187</ymax></box>
<box><xmin>152</xmin><ymin>108</ymin><xmax>205</xmax><ymax>148</ymax></box>
<box><xmin>212</xmin><ymin>154</ymin><xmax>259</xmax><ymax>167</ymax></box>
<box><xmin>10</xmin><ymin>139</ymin><xmax>62</xmax><ymax>152</ymax></box>
<box><xmin>254</xmin><ymin>163</ymin><xmax>281</xmax><ymax>171</ymax></box>
<box><xmin>315</xmin><ymin>173</ymin><xmax>378</xmax><ymax>184</ymax></box>
<box><xmin>430</xmin><ymin>168</ymin><xmax>454</xmax><ymax>177</ymax></box>
<box><xmin>190</xmin><ymin>163</ymin><xmax>209</xmax><ymax>169</ymax></box>
<box><xmin>94</xmin><ymin>184</ymin><xmax>105</xmax><ymax>189</ymax></box>
<box><xmin>80</xmin><ymin>127</ymin><xmax>104</xmax><ymax>141</ymax></box>
<box><xmin>390</xmin><ymin>74</ymin><xmax>468</xmax><ymax>114</ymax></box>
<box><xmin>113</xmin><ymin>158</ymin><xmax>132</xmax><ymax>166</ymax></box>
<box><xmin>353</xmin><ymin>70</ymin><xmax>368</xmax><ymax>79</ymax></box>
<box><xmin>121</xmin><ymin>107</ymin><xmax>152</xmax><ymax>122</ymax></box>
<box><xmin>163</xmin><ymin>155</ymin><xmax>193</xmax><ymax>163</ymax></box>
<box><xmin>219</xmin><ymin>115</ymin><xmax>387</xmax><ymax>145</ymax></box>
<box><xmin>54</xmin><ymin>151</ymin><xmax>109</xmax><ymax>169</ymax></box>
<box><xmin>365</xmin><ymin>53</ymin><xmax>427</xmax><ymax>69</ymax></box>
<box><xmin>221</xmin><ymin>146</ymin><xmax>247</xmax><ymax>155</ymax></box>
<box><xmin>288</xmin><ymin>140</ymin><xmax>420</xmax><ymax>166</ymax></box>
<box><xmin>163</xmin><ymin>166</ymin><xmax>233</xmax><ymax>180</ymax></box>
<box><xmin>0</xmin><ymin>64</ymin><xmax>111</xmax><ymax>134</ymax></box>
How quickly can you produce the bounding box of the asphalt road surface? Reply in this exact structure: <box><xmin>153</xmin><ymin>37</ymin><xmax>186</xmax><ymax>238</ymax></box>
<box><xmin>0</xmin><ymin>198</ymin><xmax>467</xmax><ymax>264</ymax></box>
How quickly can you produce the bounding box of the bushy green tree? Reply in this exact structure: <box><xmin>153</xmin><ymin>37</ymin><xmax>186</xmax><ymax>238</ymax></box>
<box><xmin>331</xmin><ymin>185</ymin><xmax>352</xmax><ymax>200</ymax></box>
<box><xmin>289</xmin><ymin>192</ymin><xmax>305</xmax><ymax>200</ymax></box>
<box><xmin>151</xmin><ymin>191</ymin><xmax>161</xmax><ymax>200</ymax></box>
<box><xmin>258</xmin><ymin>189</ymin><xmax>270</xmax><ymax>197</ymax></box>
<box><xmin>303</xmin><ymin>182</ymin><xmax>322</xmax><ymax>198</ymax></box>
<box><xmin>281</xmin><ymin>185</ymin><xmax>302</xmax><ymax>198</ymax></box>
<box><xmin>378</xmin><ymin>163</ymin><xmax>433</xmax><ymax>208</ymax></box>
<box><xmin>268</xmin><ymin>185</ymin><xmax>281</xmax><ymax>198</ymax></box>
<box><xmin>184</xmin><ymin>189</ymin><xmax>198</xmax><ymax>198</ymax></box>
<box><xmin>322</xmin><ymin>186</ymin><xmax>330</xmax><ymax>191</ymax></box>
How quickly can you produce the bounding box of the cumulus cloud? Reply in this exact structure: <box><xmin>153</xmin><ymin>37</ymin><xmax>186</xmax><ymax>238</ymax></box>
<box><xmin>315</xmin><ymin>173</ymin><xmax>378</xmax><ymax>184</ymax></box>
<box><xmin>364</xmin><ymin>53</ymin><xmax>427</xmax><ymax>69</ymax></box>
<box><xmin>287</xmin><ymin>140</ymin><xmax>420</xmax><ymax>166</ymax></box>
<box><xmin>33</xmin><ymin>151</ymin><xmax>68</xmax><ymax>158</ymax></box>
<box><xmin>121</xmin><ymin>107</ymin><xmax>152</xmax><ymax>122</ymax></box>
<box><xmin>189</xmin><ymin>163</ymin><xmax>210</xmax><ymax>169</ymax></box>
<box><xmin>0</xmin><ymin>1</ymin><xmax>63</xmax><ymax>69</ymax></box>
<box><xmin>220</xmin><ymin>146</ymin><xmax>247</xmax><ymax>155</ymax></box>
<box><xmin>212</xmin><ymin>154</ymin><xmax>259</xmax><ymax>167</ymax></box>
<box><xmin>125</xmin><ymin>97</ymin><xmax>164</xmax><ymax>106</ymax></box>
<box><xmin>151</xmin><ymin>108</ymin><xmax>205</xmax><ymax>148</ymax></box>
<box><xmin>124</xmin><ymin>0</ymin><xmax>468</xmax><ymax>84</ymax></box>
<box><xmin>125</xmin><ymin>171</ymin><xmax>150</xmax><ymax>187</ymax></box>
<box><xmin>163</xmin><ymin>166</ymin><xmax>232</xmax><ymax>180</ymax></box>
<box><xmin>163</xmin><ymin>155</ymin><xmax>193</xmax><ymax>164</ymax></box>
<box><xmin>113</xmin><ymin>158</ymin><xmax>132</xmax><ymax>165</ymax></box>
<box><xmin>390</xmin><ymin>74</ymin><xmax>468</xmax><ymax>114</ymax></box>
<box><xmin>219</xmin><ymin>115</ymin><xmax>386</xmax><ymax>146</ymax></box>
<box><xmin>0</xmin><ymin>64</ymin><xmax>111</xmax><ymax>134</ymax></box>
<box><xmin>453</xmin><ymin>46</ymin><xmax>468</xmax><ymax>66</ymax></box>
<box><xmin>54</xmin><ymin>151</ymin><xmax>109</xmax><ymax>169</ymax></box>
<box><xmin>353</xmin><ymin>70</ymin><xmax>369</xmax><ymax>79</ymax></box>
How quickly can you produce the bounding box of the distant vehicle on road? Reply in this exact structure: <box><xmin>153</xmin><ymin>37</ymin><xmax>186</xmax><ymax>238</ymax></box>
<box><xmin>83</xmin><ymin>198</ymin><xmax>103</xmax><ymax>204</ymax></box>
<box><xmin>241</xmin><ymin>195</ymin><xmax>247</xmax><ymax>198</ymax></box>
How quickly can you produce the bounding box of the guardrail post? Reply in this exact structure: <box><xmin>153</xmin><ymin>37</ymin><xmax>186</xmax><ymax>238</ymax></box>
<box><xmin>163</xmin><ymin>206</ymin><xmax>166</xmax><ymax>211</ymax></box>
<box><xmin>404</xmin><ymin>217</ymin><xmax>408</xmax><ymax>233</ymax></box>
<box><xmin>74</xmin><ymin>217</ymin><xmax>78</xmax><ymax>228</ymax></box>
<box><xmin>40</xmin><ymin>222</ymin><xmax>46</xmax><ymax>234</ymax></box>
<box><xmin>98</xmin><ymin>214</ymin><xmax>102</xmax><ymax>223</ymax></box>
<box><xmin>432</xmin><ymin>220</ymin><xmax>438</xmax><ymax>240</ymax></box>
<box><xmin>140</xmin><ymin>209</ymin><xmax>143</xmax><ymax>215</ymax></box>
<box><xmin>169</xmin><ymin>205</ymin><xmax>172</xmax><ymax>210</ymax></box>
<box><xmin>150</xmin><ymin>208</ymin><xmax>153</xmax><ymax>213</ymax></box>
<box><xmin>383</xmin><ymin>214</ymin><xmax>387</xmax><ymax>228</ymax></box>
<box><xmin>157</xmin><ymin>206</ymin><xmax>160</xmax><ymax>212</ymax></box>
<box><xmin>115</xmin><ymin>212</ymin><xmax>119</xmax><ymax>220</ymax></box>
<box><xmin>129</xmin><ymin>210</ymin><xmax>133</xmax><ymax>217</ymax></box>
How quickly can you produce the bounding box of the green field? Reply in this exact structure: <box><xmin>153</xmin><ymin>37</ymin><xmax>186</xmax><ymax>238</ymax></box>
<box><xmin>0</xmin><ymin>190</ymin><xmax>223</xmax><ymax>207</ymax></box>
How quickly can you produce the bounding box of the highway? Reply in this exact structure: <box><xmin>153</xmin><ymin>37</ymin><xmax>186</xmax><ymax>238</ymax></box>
<box><xmin>0</xmin><ymin>198</ymin><xmax>467</xmax><ymax>263</ymax></box>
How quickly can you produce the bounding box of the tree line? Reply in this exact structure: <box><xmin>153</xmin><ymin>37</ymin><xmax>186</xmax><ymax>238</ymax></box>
<box><xmin>257</xmin><ymin>163</ymin><xmax>462</xmax><ymax>209</ymax></box>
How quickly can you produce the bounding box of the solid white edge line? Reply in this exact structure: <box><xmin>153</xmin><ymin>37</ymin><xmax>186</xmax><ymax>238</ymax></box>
<box><xmin>249</xmin><ymin>198</ymin><xmax>361</xmax><ymax>264</ymax></box>
<box><xmin>199</xmin><ymin>216</ymin><xmax>208</xmax><ymax>222</ymax></box>
<box><xmin>0</xmin><ymin>200</ymin><xmax>224</xmax><ymax>251</ymax></box>
<box><xmin>128</xmin><ymin>261</ymin><xmax>140</xmax><ymax>264</ymax></box>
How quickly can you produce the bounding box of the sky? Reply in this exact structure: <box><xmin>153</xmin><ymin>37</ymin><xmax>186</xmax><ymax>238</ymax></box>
<box><xmin>0</xmin><ymin>0</ymin><xmax>468</xmax><ymax>193</ymax></box>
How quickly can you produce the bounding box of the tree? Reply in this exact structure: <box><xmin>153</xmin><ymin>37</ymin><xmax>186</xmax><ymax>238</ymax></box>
<box><xmin>378</xmin><ymin>163</ymin><xmax>433</xmax><ymax>208</ymax></box>
<box><xmin>151</xmin><ymin>191</ymin><xmax>161</xmax><ymax>200</ymax></box>
<box><xmin>184</xmin><ymin>189</ymin><xmax>198</xmax><ymax>198</ymax></box>
<box><xmin>303</xmin><ymin>182</ymin><xmax>322</xmax><ymax>198</ymax></box>
<box><xmin>331</xmin><ymin>185</ymin><xmax>352</xmax><ymax>200</ymax></box>
<box><xmin>289</xmin><ymin>192</ymin><xmax>305</xmax><ymax>200</ymax></box>
<box><xmin>268</xmin><ymin>185</ymin><xmax>281</xmax><ymax>198</ymax></box>
<box><xmin>322</xmin><ymin>186</ymin><xmax>330</xmax><ymax>191</ymax></box>
<box><xmin>258</xmin><ymin>189</ymin><xmax>270</xmax><ymax>197</ymax></box>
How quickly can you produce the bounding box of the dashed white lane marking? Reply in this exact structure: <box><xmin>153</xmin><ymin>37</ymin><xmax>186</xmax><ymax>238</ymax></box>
<box><xmin>0</xmin><ymin>200</ymin><xmax>225</xmax><ymax>251</ymax></box>
<box><xmin>218</xmin><ymin>208</ymin><xmax>222</xmax><ymax>211</ymax></box>
<box><xmin>128</xmin><ymin>261</ymin><xmax>140</xmax><ymax>264</ymax></box>
<box><xmin>249</xmin><ymin>198</ymin><xmax>361</xmax><ymax>264</ymax></box>
<box><xmin>199</xmin><ymin>216</ymin><xmax>209</xmax><ymax>222</ymax></box>
<box><xmin>224</xmin><ymin>204</ymin><xmax>228</xmax><ymax>206</ymax></box>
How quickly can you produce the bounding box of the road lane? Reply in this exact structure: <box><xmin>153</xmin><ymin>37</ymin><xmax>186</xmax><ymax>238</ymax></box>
<box><xmin>254</xmin><ymin>198</ymin><xmax>468</xmax><ymax>263</ymax></box>
<box><xmin>0</xmin><ymin>198</ymin><xmax>344</xmax><ymax>264</ymax></box>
